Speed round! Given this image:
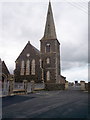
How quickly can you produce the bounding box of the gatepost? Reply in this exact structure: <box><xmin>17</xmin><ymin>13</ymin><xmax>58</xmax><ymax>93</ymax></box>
<box><xmin>23</xmin><ymin>80</ymin><xmax>28</xmax><ymax>94</ymax></box>
<box><xmin>8</xmin><ymin>75</ymin><xmax>14</xmax><ymax>95</ymax></box>
<box><xmin>80</xmin><ymin>81</ymin><xmax>85</xmax><ymax>91</ymax></box>
<box><xmin>31</xmin><ymin>80</ymin><xmax>35</xmax><ymax>93</ymax></box>
<box><xmin>65</xmin><ymin>81</ymin><xmax>68</xmax><ymax>90</ymax></box>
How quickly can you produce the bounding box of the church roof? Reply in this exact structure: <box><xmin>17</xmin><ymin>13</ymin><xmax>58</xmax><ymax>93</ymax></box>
<box><xmin>16</xmin><ymin>41</ymin><xmax>40</xmax><ymax>62</ymax></box>
<box><xmin>42</xmin><ymin>1</ymin><xmax>57</xmax><ymax>40</ymax></box>
<box><xmin>32</xmin><ymin>44</ymin><xmax>40</xmax><ymax>54</ymax></box>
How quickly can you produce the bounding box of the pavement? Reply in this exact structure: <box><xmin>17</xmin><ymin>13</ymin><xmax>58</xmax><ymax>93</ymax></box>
<box><xmin>2</xmin><ymin>90</ymin><xmax>89</xmax><ymax>119</ymax></box>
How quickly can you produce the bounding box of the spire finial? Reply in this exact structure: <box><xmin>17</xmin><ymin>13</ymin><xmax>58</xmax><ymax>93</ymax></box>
<box><xmin>28</xmin><ymin>41</ymin><xmax>30</xmax><ymax>44</ymax></box>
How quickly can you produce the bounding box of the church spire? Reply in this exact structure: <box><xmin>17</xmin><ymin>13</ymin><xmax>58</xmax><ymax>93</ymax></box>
<box><xmin>43</xmin><ymin>1</ymin><xmax>57</xmax><ymax>39</ymax></box>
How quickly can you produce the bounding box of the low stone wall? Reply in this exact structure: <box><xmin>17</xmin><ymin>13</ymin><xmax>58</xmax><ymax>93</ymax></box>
<box><xmin>45</xmin><ymin>83</ymin><xmax>65</xmax><ymax>91</ymax></box>
<box><xmin>85</xmin><ymin>83</ymin><xmax>88</xmax><ymax>91</ymax></box>
<box><xmin>88</xmin><ymin>82</ymin><xmax>90</xmax><ymax>92</ymax></box>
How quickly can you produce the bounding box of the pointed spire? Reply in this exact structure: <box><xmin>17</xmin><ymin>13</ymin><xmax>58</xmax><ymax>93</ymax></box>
<box><xmin>43</xmin><ymin>1</ymin><xmax>57</xmax><ymax>39</ymax></box>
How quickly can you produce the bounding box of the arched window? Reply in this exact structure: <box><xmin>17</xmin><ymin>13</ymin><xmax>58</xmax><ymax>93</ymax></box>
<box><xmin>47</xmin><ymin>71</ymin><xmax>50</xmax><ymax>81</ymax></box>
<box><xmin>46</xmin><ymin>58</ymin><xmax>50</xmax><ymax>64</ymax></box>
<box><xmin>26</xmin><ymin>60</ymin><xmax>30</xmax><ymax>75</ymax></box>
<box><xmin>20</xmin><ymin>60</ymin><xmax>24</xmax><ymax>75</ymax></box>
<box><xmin>31</xmin><ymin>59</ymin><xmax>35</xmax><ymax>75</ymax></box>
<box><xmin>46</xmin><ymin>43</ymin><xmax>50</xmax><ymax>53</ymax></box>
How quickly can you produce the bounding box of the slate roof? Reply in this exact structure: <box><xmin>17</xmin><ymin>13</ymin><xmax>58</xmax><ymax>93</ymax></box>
<box><xmin>16</xmin><ymin>41</ymin><xmax>40</xmax><ymax>62</ymax></box>
<box><xmin>2</xmin><ymin>61</ymin><xmax>10</xmax><ymax>75</ymax></box>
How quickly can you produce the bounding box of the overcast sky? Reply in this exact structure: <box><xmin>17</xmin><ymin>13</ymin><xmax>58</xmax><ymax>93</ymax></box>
<box><xmin>0</xmin><ymin>0</ymin><xmax>89</xmax><ymax>82</ymax></box>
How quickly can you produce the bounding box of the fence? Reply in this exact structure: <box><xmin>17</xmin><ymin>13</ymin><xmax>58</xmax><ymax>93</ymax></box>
<box><xmin>13</xmin><ymin>82</ymin><xmax>45</xmax><ymax>93</ymax></box>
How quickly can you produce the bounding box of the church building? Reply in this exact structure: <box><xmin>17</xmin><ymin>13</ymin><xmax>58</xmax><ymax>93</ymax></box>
<box><xmin>14</xmin><ymin>41</ymin><xmax>42</xmax><ymax>82</ymax></box>
<box><xmin>14</xmin><ymin>2</ymin><xmax>66</xmax><ymax>84</ymax></box>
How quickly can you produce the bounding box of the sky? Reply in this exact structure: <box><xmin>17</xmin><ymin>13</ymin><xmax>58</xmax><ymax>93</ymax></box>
<box><xmin>0</xmin><ymin>0</ymin><xmax>89</xmax><ymax>83</ymax></box>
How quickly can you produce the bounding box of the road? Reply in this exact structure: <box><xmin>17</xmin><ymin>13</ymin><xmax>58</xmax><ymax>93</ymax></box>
<box><xmin>2</xmin><ymin>90</ymin><xmax>89</xmax><ymax>119</ymax></box>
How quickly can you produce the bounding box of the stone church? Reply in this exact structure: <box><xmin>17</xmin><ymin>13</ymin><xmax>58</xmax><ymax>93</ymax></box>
<box><xmin>14</xmin><ymin>2</ymin><xmax>66</xmax><ymax>84</ymax></box>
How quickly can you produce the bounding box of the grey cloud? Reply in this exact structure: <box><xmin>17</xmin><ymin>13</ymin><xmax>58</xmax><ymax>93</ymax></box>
<box><xmin>61</xmin><ymin>61</ymin><xmax>87</xmax><ymax>70</ymax></box>
<box><xmin>0</xmin><ymin>2</ymin><xmax>88</xmax><ymax>82</ymax></box>
<box><xmin>61</xmin><ymin>41</ymin><xmax>88</xmax><ymax>63</ymax></box>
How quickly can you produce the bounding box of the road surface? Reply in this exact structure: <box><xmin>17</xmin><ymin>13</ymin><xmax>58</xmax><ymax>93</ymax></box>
<box><xmin>2</xmin><ymin>90</ymin><xmax>89</xmax><ymax>119</ymax></box>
